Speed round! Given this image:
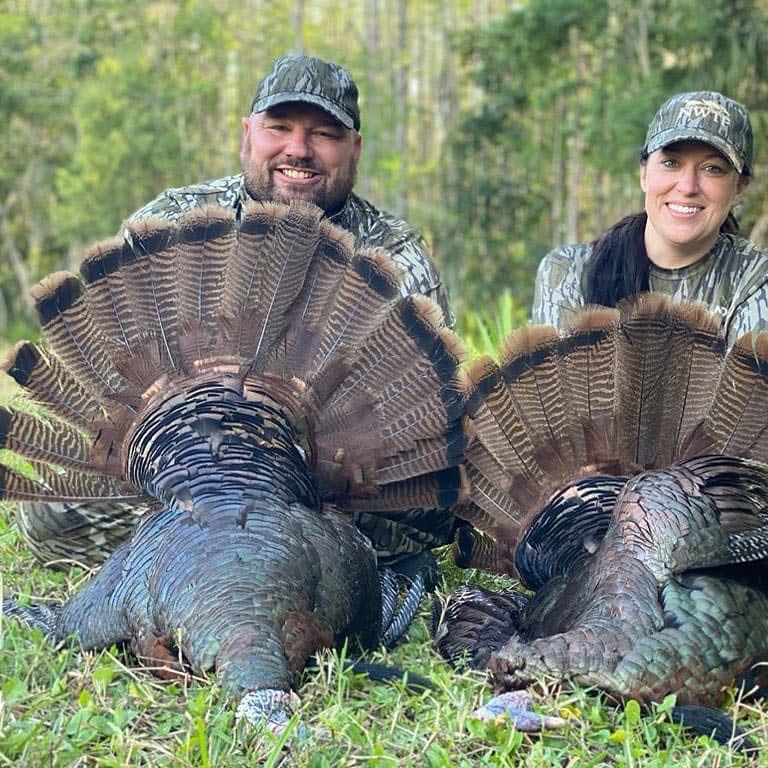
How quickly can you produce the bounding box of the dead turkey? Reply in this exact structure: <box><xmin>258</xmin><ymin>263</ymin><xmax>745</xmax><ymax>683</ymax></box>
<box><xmin>1</xmin><ymin>200</ymin><xmax>467</xmax><ymax>731</ymax></box>
<box><xmin>435</xmin><ymin>295</ymin><xmax>768</xmax><ymax>740</ymax></box>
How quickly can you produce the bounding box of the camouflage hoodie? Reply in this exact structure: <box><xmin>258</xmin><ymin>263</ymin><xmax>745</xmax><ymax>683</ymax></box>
<box><xmin>533</xmin><ymin>233</ymin><xmax>768</xmax><ymax>347</ymax></box>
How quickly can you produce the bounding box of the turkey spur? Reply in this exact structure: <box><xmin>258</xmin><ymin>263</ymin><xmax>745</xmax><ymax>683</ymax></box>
<box><xmin>1</xmin><ymin>201</ymin><xmax>466</xmax><ymax>732</ymax></box>
<box><xmin>436</xmin><ymin>296</ymin><xmax>768</xmax><ymax>738</ymax></box>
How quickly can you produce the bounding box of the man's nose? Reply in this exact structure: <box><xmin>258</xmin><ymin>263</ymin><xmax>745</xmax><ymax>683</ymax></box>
<box><xmin>283</xmin><ymin>128</ymin><xmax>312</xmax><ymax>158</ymax></box>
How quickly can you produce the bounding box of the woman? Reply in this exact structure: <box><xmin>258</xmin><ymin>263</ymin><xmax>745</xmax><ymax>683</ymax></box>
<box><xmin>532</xmin><ymin>91</ymin><xmax>768</xmax><ymax>346</ymax></box>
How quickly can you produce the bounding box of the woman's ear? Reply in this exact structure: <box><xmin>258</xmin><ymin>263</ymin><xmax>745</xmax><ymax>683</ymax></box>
<box><xmin>734</xmin><ymin>174</ymin><xmax>751</xmax><ymax>205</ymax></box>
<box><xmin>639</xmin><ymin>163</ymin><xmax>648</xmax><ymax>193</ymax></box>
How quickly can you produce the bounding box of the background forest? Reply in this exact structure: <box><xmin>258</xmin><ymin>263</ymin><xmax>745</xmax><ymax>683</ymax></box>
<box><xmin>3</xmin><ymin>0</ymin><xmax>768</xmax><ymax>343</ymax></box>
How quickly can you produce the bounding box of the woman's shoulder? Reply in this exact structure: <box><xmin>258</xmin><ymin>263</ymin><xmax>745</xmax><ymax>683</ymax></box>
<box><xmin>537</xmin><ymin>241</ymin><xmax>591</xmax><ymax>274</ymax></box>
<box><xmin>536</xmin><ymin>241</ymin><xmax>593</xmax><ymax>285</ymax></box>
<box><xmin>541</xmin><ymin>241</ymin><xmax>594</xmax><ymax>264</ymax></box>
<box><xmin>713</xmin><ymin>233</ymin><xmax>768</xmax><ymax>284</ymax></box>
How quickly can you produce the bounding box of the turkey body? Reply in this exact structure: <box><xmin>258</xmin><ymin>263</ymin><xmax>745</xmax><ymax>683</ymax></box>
<box><xmin>490</xmin><ymin>459</ymin><xmax>768</xmax><ymax>706</ymax></box>
<box><xmin>1</xmin><ymin>200</ymin><xmax>466</xmax><ymax>724</ymax></box>
<box><xmin>57</xmin><ymin>379</ymin><xmax>380</xmax><ymax>696</ymax></box>
<box><xmin>437</xmin><ymin>296</ymin><xmax>768</xmax><ymax>709</ymax></box>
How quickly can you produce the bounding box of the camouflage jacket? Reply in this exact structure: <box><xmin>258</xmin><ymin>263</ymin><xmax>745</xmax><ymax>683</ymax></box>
<box><xmin>532</xmin><ymin>233</ymin><xmax>768</xmax><ymax>346</ymax></box>
<box><xmin>126</xmin><ymin>173</ymin><xmax>454</xmax><ymax>326</ymax></box>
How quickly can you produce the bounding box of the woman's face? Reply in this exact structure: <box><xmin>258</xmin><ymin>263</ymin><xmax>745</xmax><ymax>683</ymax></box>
<box><xmin>640</xmin><ymin>140</ymin><xmax>749</xmax><ymax>268</ymax></box>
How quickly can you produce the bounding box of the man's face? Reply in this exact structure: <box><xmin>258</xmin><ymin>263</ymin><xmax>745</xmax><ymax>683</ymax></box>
<box><xmin>240</xmin><ymin>103</ymin><xmax>361</xmax><ymax>213</ymax></box>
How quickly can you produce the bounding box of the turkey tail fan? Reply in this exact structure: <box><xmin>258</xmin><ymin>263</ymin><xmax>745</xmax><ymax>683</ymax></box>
<box><xmin>4</xmin><ymin>341</ymin><xmax>106</xmax><ymax>432</ymax></box>
<box><xmin>614</xmin><ymin>294</ymin><xmax>724</xmax><ymax>470</ymax></box>
<box><xmin>456</xmin><ymin>295</ymin><xmax>757</xmax><ymax>571</ymax></box>
<box><xmin>683</xmin><ymin>331</ymin><xmax>768</xmax><ymax>461</ymax></box>
<box><xmin>220</xmin><ymin>201</ymin><xmax>323</xmax><ymax>363</ymax></box>
<box><xmin>459</xmin><ymin>312</ymin><xmax>619</xmax><ymax>549</ymax></box>
<box><xmin>1</xmin><ymin>200</ymin><xmax>466</xmax><ymax>522</ymax></box>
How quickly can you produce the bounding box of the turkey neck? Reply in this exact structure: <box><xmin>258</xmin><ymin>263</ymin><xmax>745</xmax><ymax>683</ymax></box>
<box><xmin>126</xmin><ymin>377</ymin><xmax>318</xmax><ymax>514</ymax></box>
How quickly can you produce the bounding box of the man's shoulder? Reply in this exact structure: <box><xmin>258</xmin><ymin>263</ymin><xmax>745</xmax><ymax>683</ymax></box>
<box><xmin>334</xmin><ymin>193</ymin><xmax>423</xmax><ymax>249</ymax></box>
<box><xmin>128</xmin><ymin>174</ymin><xmax>245</xmax><ymax>223</ymax></box>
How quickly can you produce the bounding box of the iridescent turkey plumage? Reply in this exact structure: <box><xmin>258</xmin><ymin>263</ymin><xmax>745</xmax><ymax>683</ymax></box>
<box><xmin>436</xmin><ymin>296</ymin><xmax>768</xmax><ymax>715</ymax></box>
<box><xmin>1</xmin><ymin>201</ymin><xmax>467</xmax><ymax>730</ymax></box>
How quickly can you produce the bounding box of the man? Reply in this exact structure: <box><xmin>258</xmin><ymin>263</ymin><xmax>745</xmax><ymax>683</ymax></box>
<box><xmin>128</xmin><ymin>54</ymin><xmax>452</xmax><ymax>322</ymax></box>
<box><xmin>18</xmin><ymin>54</ymin><xmax>456</xmax><ymax>575</ymax></box>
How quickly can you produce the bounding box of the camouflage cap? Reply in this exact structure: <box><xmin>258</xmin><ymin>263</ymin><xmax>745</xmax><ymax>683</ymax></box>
<box><xmin>644</xmin><ymin>91</ymin><xmax>753</xmax><ymax>174</ymax></box>
<box><xmin>250</xmin><ymin>54</ymin><xmax>360</xmax><ymax>131</ymax></box>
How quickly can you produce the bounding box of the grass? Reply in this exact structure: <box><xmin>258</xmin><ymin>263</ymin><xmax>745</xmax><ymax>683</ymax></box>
<box><xmin>2</xmin><ymin>506</ymin><xmax>766</xmax><ymax>767</ymax></box>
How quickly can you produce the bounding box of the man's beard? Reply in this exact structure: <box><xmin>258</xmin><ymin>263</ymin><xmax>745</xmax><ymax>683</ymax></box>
<box><xmin>243</xmin><ymin>157</ymin><xmax>357</xmax><ymax>214</ymax></box>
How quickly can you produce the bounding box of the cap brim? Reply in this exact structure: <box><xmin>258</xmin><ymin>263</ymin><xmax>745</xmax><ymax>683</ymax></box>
<box><xmin>645</xmin><ymin>127</ymin><xmax>744</xmax><ymax>173</ymax></box>
<box><xmin>251</xmin><ymin>92</ymin><xmax>355</xmax><ymax>129</ymax></box>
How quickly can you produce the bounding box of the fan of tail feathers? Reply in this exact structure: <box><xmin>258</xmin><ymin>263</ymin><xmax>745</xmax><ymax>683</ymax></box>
<box><xmin>0</xmin><ymin>200</ymin><xmax>467</xmax><ymax>519</ymax></box>
<box><xmin>459</xmin><ymin>293</ymin><xmax>768</xmax><ymax>576</ymax></box>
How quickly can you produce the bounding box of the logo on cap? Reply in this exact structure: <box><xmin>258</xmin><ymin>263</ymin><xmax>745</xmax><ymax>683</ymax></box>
<box><xmin>676</xmin><ymin>98</ymin><xmax>731</xmax><ymax>129</ymax></box>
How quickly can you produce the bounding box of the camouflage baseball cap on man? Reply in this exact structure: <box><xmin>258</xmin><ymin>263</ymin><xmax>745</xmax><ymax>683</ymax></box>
<box><xmin>644</xmin><ymin>91</ymin><xmax>753</xmax><ymax>174</ymax></box>
<box><xmin>251</xmin><ymin>54</ymin><xmax>360</xmax><ymax>131</ymax></box>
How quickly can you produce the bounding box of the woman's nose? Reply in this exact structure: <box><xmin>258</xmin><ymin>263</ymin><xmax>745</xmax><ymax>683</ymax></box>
<box><xmin>675</xmin><ymin>166</ymin><xmax>701</xmax><ymax>195</ymax></box>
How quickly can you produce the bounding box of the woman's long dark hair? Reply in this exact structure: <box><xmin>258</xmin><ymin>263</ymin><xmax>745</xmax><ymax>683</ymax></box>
<box><xmin>583</xmin><ymin>153</ymin><xmax>745</xmax><ymax>308</ymax></box>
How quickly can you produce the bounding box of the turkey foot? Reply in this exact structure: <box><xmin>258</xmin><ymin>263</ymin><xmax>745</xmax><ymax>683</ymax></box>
<box><xmin>472</xmin><ymin>690</ymin><xmax>571</xmax><ymax>732</ymax></box>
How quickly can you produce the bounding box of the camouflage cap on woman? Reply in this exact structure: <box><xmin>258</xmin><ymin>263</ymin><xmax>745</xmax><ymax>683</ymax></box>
<box><xmin>644</xmin><ymin>90</ymin><xmax>753</xmax><ymax>174</ymax></box>
<box><xmin>250</xmin><ymin>54</ymin><xmax>361</xmax><ymax>131</ymax></box>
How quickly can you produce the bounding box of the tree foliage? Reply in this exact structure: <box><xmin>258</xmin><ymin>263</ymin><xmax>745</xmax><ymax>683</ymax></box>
<box><xmin>1</xmin><ymin>0</ymin><xmax>767</xmax><ymax>338</ymax></box>
<box><xmin>438</xmin><ymin>0</ymin><xmax>768</xmax><ymax>317</ymax></box>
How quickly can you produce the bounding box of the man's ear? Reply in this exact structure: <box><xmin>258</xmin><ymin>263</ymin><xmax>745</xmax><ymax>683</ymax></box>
<box><xmin>240</xmin><ymin>116</ymin><xmax>253</xmax><ymax>160</ymax></box>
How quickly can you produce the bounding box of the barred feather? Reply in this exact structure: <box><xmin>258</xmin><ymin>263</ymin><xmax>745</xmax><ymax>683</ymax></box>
<box><xmin>4</xmin><ymin>341</ymin><xmax>106</xmax><ymax>431</ymax></box>
<box><xmin>614</xmin><ymin>295</ymin><xmax>724</xmax><ymax>469</ymax></box>
<box><xmin>30</xmin><ymin>272</ymin><xmax>127</xmax><ymax>399</ymax></box>
<box><xmin>687</xmin><ymin>331</ymin><xmax>768</xmax><ymax>460</ymax></box>
<box><xmin>0</xmin><ymin>407</ymin><xmax>95</xmax><ymax>471</ymax></box>
<box><xmin>122</xmin><ymin>217</ymin><xmax>182</xmax><ymax>372</ymax></box>
<box><xmin>222</xmin><ymin>201</ymin><xmax>323</xmax><ymax>362</ymax></box>
<box><xmin>303</xmin><ymin>249</ymin><xmax>403</xmax><ymax>387</ymax></box>
<box><xmin>268</xmin><ymin>223</ymin><xmax>356</xmax><ymax>376</ymax></box>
